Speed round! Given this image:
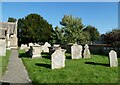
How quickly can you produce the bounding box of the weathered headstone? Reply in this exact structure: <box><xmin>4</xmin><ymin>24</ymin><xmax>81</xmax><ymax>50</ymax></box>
<box><xmin>42</xmin><ymin>42</ymin><xmax>51</xmax><ymax>53</ymax></box>
<box><xmin>32</xmin><ymin>45</ymin><xmax>42</xmax><ymax>58</ymax></box>
<box><xmin>83</xmin><ymin>44</ymin><xmax>90</xmax><ymax>58</ymax></box>
<box><xmin>71</xmin><ymin>43</ymin><xmax>82</xmax><ymax>59</ymax></box>
<box><xmin>109</xmin><ymin>50</ymin><xmax>118</xmax><ymax>67</ymax></box>
<box><xmin>51</xmin><ymin>48</ymin><xmax>66</xmax><ymax>69</ymax></box>
<box><xmin>28</xmin><ymin>45</ymin><xmax>42</xmax><ymax>58</ymax></box>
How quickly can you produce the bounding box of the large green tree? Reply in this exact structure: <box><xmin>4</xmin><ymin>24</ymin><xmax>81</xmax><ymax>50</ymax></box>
<box><xmin>60</xmin><ymin>15</ymin><xmax>85</xmax><ymax>44</ymax></box>
<box><xmin>83</xmin><ymin>25</ymin><xmax>100</xmax><ymax>43</ymax></box>
<box><xmin>18</xmin><ymin>13</ymin><xmax>53</xmax><ymax>45</ymax></box>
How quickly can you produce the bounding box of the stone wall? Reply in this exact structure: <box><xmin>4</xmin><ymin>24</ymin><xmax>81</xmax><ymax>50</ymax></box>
<box><xmin>61</xmin><ymin>44</ymin><xmax>120</xmax><ymax>57</ymax></box>
<box><xmin>0</xmin><ymin>39</ymin><xmax>6</xmax><ymax>56</ymax></box>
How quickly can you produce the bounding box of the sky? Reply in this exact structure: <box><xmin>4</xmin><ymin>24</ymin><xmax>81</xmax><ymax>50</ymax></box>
<box><xmin>1</xmin><ymin>2</ymin><xmax>118</xmax><ymax>34</ymax></box>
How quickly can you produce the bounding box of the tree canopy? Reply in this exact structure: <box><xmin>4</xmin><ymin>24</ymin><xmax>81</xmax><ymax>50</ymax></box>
<box><xmin>60</xmin><ymin>15</ymin><xmax>85</xmax><ymax>44</ymax></box>
<box><xmin>103</xmin><ymin>29</ymin><xmax>120</xmax><ymax>45</ymax></box>
<box><xmin>83</xmin><ymin>25</ymin><xmax>100</xmax><ymax>43</ymax></box>
<box><xmin>17</xmin><ymin>13</ymin><xmax>53</xmax><ymax>45</ymax></box>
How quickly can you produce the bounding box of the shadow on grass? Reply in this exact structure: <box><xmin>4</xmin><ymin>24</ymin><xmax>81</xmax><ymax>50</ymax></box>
<box><xmin>41</xmin><ymin>53</ymin><xmax>51</xmax><ymax>59</ymax></box>
<box><xmin>85</xmin><ymin>62</ymin><xmax>109</xmax><ymax>67</ymax></box>
<box><xmin>19</xmin><ymin>52</ymin><xmax>31</xmax><ymax>58</ymax></box>
<box><xmin>35</xmin><ymin>63</ymin><xmax>51</xmax><ymax>69</ymax></box>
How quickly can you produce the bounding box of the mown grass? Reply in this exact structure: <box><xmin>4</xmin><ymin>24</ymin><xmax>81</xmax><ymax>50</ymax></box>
<box><xmin>19</xmin><ymin>49</ymin><xmax>119</xmax><ymax>84</ymax></box>
<box><xmin>0</xmin><ymin>50</ymin><xmax>11</xmax><ymax>80</ymax></box>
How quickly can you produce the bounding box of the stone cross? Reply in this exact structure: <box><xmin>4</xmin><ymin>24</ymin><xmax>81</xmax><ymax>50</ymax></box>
<box><xmin>51</xmin><ymin>48</ymin><xmax>66</xmax><ymax>69</ymax></box>
<box><xmin>109</xmin><ymin>50</ymin><xmax>118</xmax><ymax>67</ymax></box>
<box><xmin>83</xmin><ymin>44</ymin><xmax>90</xmax><ymax>58</ymax></box>
<box><xmin>71</xmin><ymin>43</ymin><xmax>82</xmax><ymax>59</ymax></box>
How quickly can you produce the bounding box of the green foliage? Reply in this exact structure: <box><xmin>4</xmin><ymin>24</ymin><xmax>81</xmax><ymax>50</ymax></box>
<box><xmin>50</xmin><ymin>26</ymin><xmax>65</xmax><ymax>44</ymax></box>
<box><xmin>60</xmin><ymin>15</ymin><xmax>85</xmax><ymax>44</ymax></box>
<box><xmin>19</xmin><ymin>50</ymin><xmax>118</xmax><ymax>84</ymax></box>
<box><xmin>7</xmin><ymin>17</ymin><xmax>17</xmax><ymax>22</ymax></box>
<box><xmin>17</xmin><ymin>13</ymin><xmax>53</xmax><ymax>45</ymax></box>
<box><xmin>103</xmin><ymin>29</ymin><xmax>120</xmax><ymax>45</ymax></box>
<box><xmin>83</xmin><ymin>25</ymin><xmax>100</xmax><ymax>43</ymax></box>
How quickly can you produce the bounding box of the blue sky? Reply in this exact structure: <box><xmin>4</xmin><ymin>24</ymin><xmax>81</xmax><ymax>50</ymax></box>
<box><xmin>2</xmin><ymin>2</ymin><xmax>118</xmax><ymax>34</ymax></box>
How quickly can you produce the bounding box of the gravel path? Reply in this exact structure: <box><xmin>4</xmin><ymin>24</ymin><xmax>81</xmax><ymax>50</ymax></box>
<box><xmin>2</xmin><ymin>50</ymin><xmax>32</xmax><ymax>84</ymax></box>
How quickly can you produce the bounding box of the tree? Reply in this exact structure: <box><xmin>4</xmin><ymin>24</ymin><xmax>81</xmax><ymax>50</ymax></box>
<box><xmin>60</xmin><ymin>15</ymin><xmax>85</xmax><ymax>44</ymax></box>
<box><xmin>17</xmin><ymin>13</ymin><xmax>53</xmax><ymax>45</ymax></box>
<box><xmin>50</xmin><ymin>26</ymin><xmax>65</xmax><ymax>44</ymax></box>
<box><xmin>83</xmin><ymin>25</ymin><xmax>100</xmax><ymax>43</ymax></box>
<box><xmin>103</xmin><ymin>29</ymin><xmax>120</xmax><ymax>45</ymax></box>
<box><xmin>8</xmin><ymin>17</ymin><xmax>17</xmax><ymax>22</ymax></box>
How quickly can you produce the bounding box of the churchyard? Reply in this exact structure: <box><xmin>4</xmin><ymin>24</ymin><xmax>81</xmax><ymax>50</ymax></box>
<box><xmin>18</xmin><ymin>42</ymin><xmax>119</xmax><ymax>84</ymax></box>
<box><xmin>0</xmin><ymin>13</ymin><xmax>120</xmax><ymax>84</ymax></box>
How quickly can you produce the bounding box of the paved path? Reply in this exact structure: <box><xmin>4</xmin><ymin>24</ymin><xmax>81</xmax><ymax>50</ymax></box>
<box><xmin>2</xmin><ymin>50</ymin><xmax>32</xmax><ymax>84</ymax></box>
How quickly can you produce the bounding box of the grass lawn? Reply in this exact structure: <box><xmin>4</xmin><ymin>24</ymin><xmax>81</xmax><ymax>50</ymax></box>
<box><xmin>19</xmin><ymin>49</ymin><xmax>119</xmax><ymax>84</ymax></box>
<box><xmin>0</xmin><ymin>50</ymin><xmax>11</xmax><ymax>80</ymax></box>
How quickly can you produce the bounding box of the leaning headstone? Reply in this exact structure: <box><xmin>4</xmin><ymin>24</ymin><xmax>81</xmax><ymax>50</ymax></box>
<box><xmin>71</xmin><ymin>43</ymin><xmax>82</xmax><ymax>59</ymax></box>
<box><xmin>51</xmin><ymin>48</ymin><xmax>66</xmax><ymax>69</ymax></box>
<box><xmin>42</xmin><ymin>42</ymin><xmax>51</xmax><ymax>53</ymax></box>
<box><xmin>109</xmin><ymin>50</ymin><xmax>118</xmax><ymax>67</ymax></box>
<box><xmin>83</xmin><ymin>44</ymin><xmax>90</xmax><ymax>58</ymax></box>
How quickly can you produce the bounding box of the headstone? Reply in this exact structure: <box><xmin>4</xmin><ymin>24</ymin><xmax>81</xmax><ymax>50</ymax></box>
<box><xmin>34</xmin><ymin>43</ymin><xmax>40</xmax><ymax>46</ymax></box>
<box><xmin>29</xmin><ymin>43</ymin><xmax>34</xmax><ymax>47</ymax></box>
<box><xmin>20</xmin><ymin>44</ymin><xmax>28</xmax><ymax>49</ymax></box>
<box><xmin>83</xmin><ymin>44</ymin><xmax>90</xmax><ymax>58</ymax></box>
<box><xmin>51</xmin><ymin>48</ymin><xmax>66</xmax><ymax>69</ymax></box>
<box><xmin>32</xmin><ymin>45</ymin><xmax>42</xmax><ymax>58</ymax></box>
<box><xmin>71</xmin><ymin>43</ymin><xmax>82</xmax><ymax>59</ymax></box>
<box><xmin>28</xmin><ymin>45</ymin><xmax>42</xmax><ymax>58</ymax></box>
<box><xmin>53</xmin><ymin>44</ymin><xmax>60</xmax><ymax>47</ymax></box>
<box><xmin>42</xmin><ymin>42</ymin><xmax>51</xmax><ymax>53</ymax></box>
<box><xmin>109</xmin><ymin>50</ymin><xmax>118</xmax><ymax>67</ymax></box>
